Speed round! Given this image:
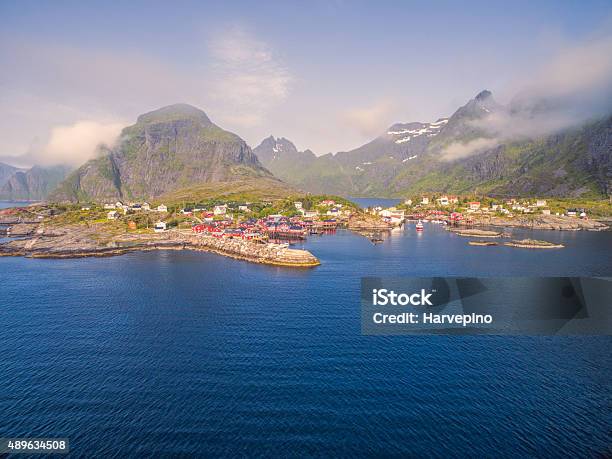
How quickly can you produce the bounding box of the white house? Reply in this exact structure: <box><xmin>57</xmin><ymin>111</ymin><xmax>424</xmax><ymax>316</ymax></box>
<box><xmin>213</xmin><ymin>205</ymin><xmax>227</xmax><ymax>215</ymax></box>
<box><xmin>468</xmin><ymin>201</ymin><xmax>481</xmax><ymax>211</ymax></box>
<box><xmin>421</xmin><ymin>197</ymin><xmax>430</xmax><ymax>205</ymax></box>
<box><xmin>115</xmin><ymin>201</ymin><xmax>124</xmax><ymax>208</ymax></box>
<box><xmin>142</xmin><ymin>202</ymin><xmax>151</xmax><ymax>211</ymax></box>
<box><xmin>536</xmin><ymin>199</ymin><xmax>547</xmax><ymax>207</ymax></box>
<box><xmin>157</xmin><ymin>204</ymin><xmax>168</xmax><ymax>213</ymax></box>
<box><xmin>437</xmin><ymin>196</ymin><xmax>449</xmax><ymax>206</ymax></box>
<box><xmin>381</xmin><ymin>208</ymin><xmax>405</xmax><ymax>224</ymax></box>
<box><xmin>103</xmin><ymin>203</ymin><xmax>115</xmax><ymax>210</ymax></box>
<box><xmin>542</xmin><ymin>209</ymin><xmax>551</xmax><ymax>215</ymax></box>
<box><xmin>81</xmin><ymin>206</ymin><xmax>91</xmax><ymax>211</ymax></box>
<box><xmin>303</xmin><ymin>210</ymin><xmax>318</xmax><ymax>218</ymax></box>
<box><xmin>294</xmin><ymin>201</ymin><xmax>303</xmax><ymax>210</ymax></box>
<box><xmin>154</xmin><ymin>221</ymin><xmax>167</xmax><ymax>232</ymax></box>
<box><xmin>238</xmin><ymin>205</ymin><xmax>249</xmax><ymax>212</ymax></box>
<box><xmin>404</xmin><ymin>199</ymin><xmax>413</xmax><ymax>206</ymax></box>
<box><xmin>107</xmin><ymin>210</ymin><xmax>118</xmax><ymax>220</ymax></box>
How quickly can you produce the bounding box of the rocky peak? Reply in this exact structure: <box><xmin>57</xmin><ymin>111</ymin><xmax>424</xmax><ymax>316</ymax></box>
<box><xmin>253</xmin><ymin>136</ymin><xmax>301</xmax><ymax>164</ymax></box>
<box><xmin>136</xmin><ymin>103</ymin><xmax>212</xmax><ymax>126</ymax></box>
<box><xmin>475</xmin><ymin>89</ymin><xmax>493</xmax><ymax>102</ymax></box>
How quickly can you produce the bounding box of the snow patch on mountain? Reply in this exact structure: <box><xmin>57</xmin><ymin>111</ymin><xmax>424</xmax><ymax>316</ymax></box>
<box><xmin>388</xmin><ymin>119</ymin><xmax>448</xmax><ymax>143</ymax></box>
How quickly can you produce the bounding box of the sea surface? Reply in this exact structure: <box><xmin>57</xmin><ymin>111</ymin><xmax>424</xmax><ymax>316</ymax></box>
<box><xmin>0</xmin><ymin>201</ymin><xmax>39</xmax><ymax>210</ymax></box>
<box><xmin>1</xmin><ymin>203</ymin><xmax>611</xmax><ymax>457</ymax></box>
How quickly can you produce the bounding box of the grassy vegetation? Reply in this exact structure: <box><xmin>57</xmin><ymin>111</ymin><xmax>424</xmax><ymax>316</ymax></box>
<box><xmin>157</xmin><ymin>177</ymin><xmax>299</xmax><ymax>205</ymax></box>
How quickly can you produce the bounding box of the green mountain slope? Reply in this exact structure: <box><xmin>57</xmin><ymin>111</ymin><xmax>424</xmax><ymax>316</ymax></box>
<box><xmin>51</xmin><ymin>104</ymin><xmax>278</xmax><ymax>202</ymax></box>
<box><xmin>254</xmin><ymin>91</ymin><xmax>611</xmax><ymax>198</ymax></box>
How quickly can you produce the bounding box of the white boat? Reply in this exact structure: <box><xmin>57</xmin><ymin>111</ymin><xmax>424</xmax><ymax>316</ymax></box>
<box><xmin>416</xmin><ymin>220</ymin><xmax>424</xmax><ymax>232</ymax></box>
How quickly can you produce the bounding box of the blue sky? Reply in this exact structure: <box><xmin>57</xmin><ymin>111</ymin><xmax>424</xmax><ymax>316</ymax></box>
<box><xmin>1</xmin><ymin>0</ymin><xmax>611</xmax><ymax>166</ymax></box>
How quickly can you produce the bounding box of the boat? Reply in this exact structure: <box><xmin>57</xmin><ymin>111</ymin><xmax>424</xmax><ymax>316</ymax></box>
<box><xmin>370</xmin><ymin>232</ymin><xmax>384</xmax><ymax>243</ymax></box>
<box><xmin>416</xmin><ymin>220</ymin><xmax>424</xmax><ymax>232</ymax></box>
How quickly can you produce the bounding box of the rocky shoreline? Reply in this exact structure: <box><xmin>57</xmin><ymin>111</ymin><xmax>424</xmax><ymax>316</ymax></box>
<box><xmin>466</xmin><ymin>214</ymin><xmax>608</xmax><ymax>231</ymax></box>
<box><xmin>0</xmin><ymin>224</ymin><xmax>320</xmax><ymax>267</ymax></box>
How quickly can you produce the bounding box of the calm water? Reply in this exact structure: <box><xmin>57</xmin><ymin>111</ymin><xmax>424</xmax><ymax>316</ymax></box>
<box><xmin>0</xmin><ymin>201</ymin><xmax>33</xmax><ymax>209</ymax></box>
<box><xmin>1</xmin><ymin>223</ymin><xmax>611</xmax><ymax>457</ymax></box>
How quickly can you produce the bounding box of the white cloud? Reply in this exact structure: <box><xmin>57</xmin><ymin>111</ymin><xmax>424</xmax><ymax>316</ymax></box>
<box><xmin>441</xmin><ymin>138</ymin><xmax>499</xmax><ymax>161</ymax></box>
<box><xmin>442</xmin><ymin>34</ymin><xmax>612</xmax><ymax>161</ymax></box>
<box><xmin>342</xmin><ymin>101</ymin><xmax>395</xmax><ymax>137</ymax></box>
<box><xmin>40</xmin><ymin>120</ymin><xmax>125</xmax><ymax>166</ymax></box>
<box><xmin>208</xmin><ymin>27</ymin><xmax>292</xmax><ymax>127</ymax></box>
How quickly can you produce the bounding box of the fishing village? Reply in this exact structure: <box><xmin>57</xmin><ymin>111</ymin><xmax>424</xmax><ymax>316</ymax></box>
<box><xmin>0</xmin><ymin>194</ymin><xmax>609</xmax><ymax>265</ymax></box>
<box><xmin>0</xmin><ymin>196</ymin><xmax>390</xmax><ymax>266</ymax></box>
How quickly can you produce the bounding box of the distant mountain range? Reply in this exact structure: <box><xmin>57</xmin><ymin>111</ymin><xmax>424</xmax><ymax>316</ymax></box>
<box><xmin>255</xmin><ymin>90</ymin><xmax>612</xmax><ymax>198</ymax></box>
<box><xmin>51</xmin><ymin>104</ymin><xmax>293</xmax><ymax>202</ymax></box>
<box><xmin>0</xmin><ymin>162</ymin><xmax>22</xmax><ymax>186</ymax></box>
<box><xmin>2</xmin><ymin>94</ymin><xmax>610</xmax><ymax>203</ymax></box>
<box><xmin>0</xmin><ymin>163</ymin><xmax>70</xmax><ymax>201</ymax></box>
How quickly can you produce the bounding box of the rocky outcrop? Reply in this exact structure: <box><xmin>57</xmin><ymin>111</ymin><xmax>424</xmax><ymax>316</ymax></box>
<box><xmin>504</xmin><ymin>239</ymin><xmax>564</xmax><ymax>249</ymax></box>
<box><xmin>450</xmin><ymin>228</ymin><xmax>504</xmax><ymax>238</ymax></box>
<box><xmin>467</xmin><ymin>214</ymin><xmax>608</xmax><ymax>231</ymax></box>
<box><xmin>0</xmin><ymin>225</ymin><xmax>320</xmax><ymax>267</ymax></box>
<box><xmin>348</xmin><ymin>214</ymin><xmax>393</xmax><ymax>231</ymax></box>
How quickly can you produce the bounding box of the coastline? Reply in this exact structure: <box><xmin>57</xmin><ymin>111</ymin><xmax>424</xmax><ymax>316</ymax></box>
<box><xmin>456</xmin><ymin>214</ymin><xmax>609</xmax><ymax>232</ymax></box>
<box><xmin>0</xmin><ymin>226</ymin><xmax>321</xmax><ymax>267</ymax></box>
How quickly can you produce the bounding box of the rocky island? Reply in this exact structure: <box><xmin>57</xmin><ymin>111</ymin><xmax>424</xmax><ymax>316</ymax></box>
<box><xmin>504</xmin><ymin>239</ymin><xmax>565</xmax><ymax>249</ymax></box>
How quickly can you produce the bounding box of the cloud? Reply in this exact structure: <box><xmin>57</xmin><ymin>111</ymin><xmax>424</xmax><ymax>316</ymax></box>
<box><xmin>39</xmin><ymin>120</ymin><xmax>125</xmax><ymax>166</ymax></box>
<box><xmin>442</xmin><ymin>34</ymin><xmax>612</xmax><ymax>161</ymax></box>
<box><xmin>342</xmin><ymin>101</ymin><xmax>395</xmax><ymax>137</ymax></box>
<box><xmin>441</xmin><ymin>138</ymin><xmax>499</xmax><ymax>161</ymax></box>
<box><xmin>515</xmin><ymin>36</ymin><xmax>612</xmax><ymax>106</ymax></box>
<box><xmin>0</xmin><ymin>27</ymin><xmax>293</xmax><ymax>166</ymax></box>
<box><xmin>208</xmin><ymin>27</ymin><xmax>292</xmax><ymax>127</ymax></box>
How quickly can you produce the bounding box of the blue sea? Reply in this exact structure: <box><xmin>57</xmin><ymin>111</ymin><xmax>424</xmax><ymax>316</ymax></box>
<box><xmin>1</xmin><ymin>202</ymin><xmax>611</xmax><ymax>457</ymax></box>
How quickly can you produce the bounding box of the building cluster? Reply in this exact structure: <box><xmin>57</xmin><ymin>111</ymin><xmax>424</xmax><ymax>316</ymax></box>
<box><xmin>368</xmin><ymin>206</ymin><xmax>406</xmax><ymax>225</ymax></box>
<box><xmin>97</xmin><ymin>197</ymin><xmax>355</xmax><ymax>237</ymax></box>
<box><xmin>404</xmin><ymin>196</ymin><xmax>588</xmax><ymax>219</ymax></box>
<box><xmin>192</xmin><ymin>214</ymin><xmax>339</xmax><ymax>241</ymax></box>
<box><xmin>104</xmin><ymin>201</ymin><xmax>168</xmax><ymax>220</ymax></box>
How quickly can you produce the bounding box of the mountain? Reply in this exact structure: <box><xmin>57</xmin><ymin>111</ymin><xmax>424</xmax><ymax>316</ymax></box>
<box><xmin>0</xmin><ymin>162</ymin><xmax>23</xmax><ymax>188</ymax></box>
<box><xmin>395</xmin><ymin>114</ymin><xmax>612</xmax><ymax>197</ymax></box>
<box><xmin>255</xmin><ymin>91</ymin><xmax>611</xmax><ymax>198</ymax></box>
<box><xmin>252</xmin><ymin>136</ymin><xmax>353</xmax><ymax>194</ymax></box>
<box><xmin>0</xmin><ymin>165</ymin><xmax>71</xmax><ymax>201</ymax></box>
<box><xmin>51</xmin><ymin>104</ymin><xmax>287</xmax><ymax>202</ymax></box>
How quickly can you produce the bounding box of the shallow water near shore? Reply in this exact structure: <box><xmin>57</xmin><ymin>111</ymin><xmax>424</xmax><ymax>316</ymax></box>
<box><xmin>1</xmin><ymin>220</ymin><xmax>611</xmax><ymax>456</ymax></box>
